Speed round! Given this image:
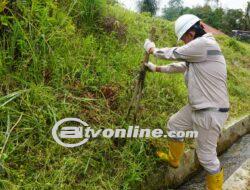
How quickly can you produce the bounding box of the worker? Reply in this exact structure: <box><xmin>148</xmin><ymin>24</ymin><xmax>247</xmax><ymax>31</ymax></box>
<box><xmin>143</xmin><ymin>14</ymin><xmax>229</xmax><ymax>190</ymax></box>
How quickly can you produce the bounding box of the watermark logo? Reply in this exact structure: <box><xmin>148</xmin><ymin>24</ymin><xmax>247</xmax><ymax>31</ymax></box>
<box><xmin>52</xmin><ymin>118</ymin><xmax>198</xmax><ymax>148</ymax></box>
<box><xmin>52</xmin><ymin>118</ymin><xmax>89</xmax><ymax>148</ymax></box>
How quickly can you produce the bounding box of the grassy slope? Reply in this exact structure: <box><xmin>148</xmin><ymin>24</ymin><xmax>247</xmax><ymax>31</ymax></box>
<box><xmin>0</xmin><ymin>2</ymin><xmax>249</xmax><ymax>189</ymax></box>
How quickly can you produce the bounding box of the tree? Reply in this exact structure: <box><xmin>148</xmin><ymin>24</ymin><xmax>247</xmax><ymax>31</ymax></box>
<box><xmin>163</xmin><ymin>0</ymin><xmax>184</xmax><ymax>21</ymax></box>
<box><xmin>161</xmin><ymin>0</ymin><xmax>247</xmax><ymax>36</ymax></box>
<box><xmin>222</xmin><ymin>9</ymin><xmax>244</xmax><ymax>34</ymax></box>
<box><xmin>243</xmin><ymin>2</ymin><xmax>250</xmax><ymax>30</ymax></box>
<box><xmin>138</xmin><ymin>0</ymin><xmax>158</xmax><ymax>16</ymax></box>
<box><xmin>205</xmin><ymin>0</ymin><xmax>220</xmax><ymax>8</ymax></box>
<box><xmin>168</xmin><ymin>0</ymin><xmax>183</xmax><ymax>8</ymax></box>
<box><xmin>210</xmin><ymin>8</ymin><xmax>224</xmax><ymax>29</ymax></box>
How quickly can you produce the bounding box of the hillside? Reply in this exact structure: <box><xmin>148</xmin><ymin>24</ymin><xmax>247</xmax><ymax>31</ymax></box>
<box><xmin>0</xmin><ymin>1</ymin><xmax>249</xmax><ymax>189</ymax></box>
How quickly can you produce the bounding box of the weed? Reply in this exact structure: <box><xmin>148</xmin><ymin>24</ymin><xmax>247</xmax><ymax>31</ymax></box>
<box><xmin>0</xmin><ymin>2</ymin><xmax>249</xmax><ymax>189</ymax></box>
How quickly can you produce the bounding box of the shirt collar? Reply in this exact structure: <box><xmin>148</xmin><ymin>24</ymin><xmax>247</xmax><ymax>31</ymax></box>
<box><xmin>203</xmin><ymin>33</ymin><xmax>214</xmax><ymax>37</ymax></box>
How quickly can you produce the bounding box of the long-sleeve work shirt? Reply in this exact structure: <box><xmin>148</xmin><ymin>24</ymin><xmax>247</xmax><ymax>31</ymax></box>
<box><xmin>153</xmin><ymin>33</ymin><xmax>230</xmax><ymax>110</ymax></box>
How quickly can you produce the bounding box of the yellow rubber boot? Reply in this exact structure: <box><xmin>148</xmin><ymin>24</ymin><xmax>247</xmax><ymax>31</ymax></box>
<box><xmin>156</xmin><ymin>140</ymin><xmax>184</xmax><ymax>168</ymax></box>
<box><xmin>206</xmin><ymin>168</ymin><xmax>224</xmax><ymax>190</ymax></box>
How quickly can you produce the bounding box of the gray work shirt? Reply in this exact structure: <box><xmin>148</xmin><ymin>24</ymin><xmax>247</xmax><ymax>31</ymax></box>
<box><xmin>153</xmin><ymin>33</ymin><xmax>229</xmax><ymax>110</ymax></box>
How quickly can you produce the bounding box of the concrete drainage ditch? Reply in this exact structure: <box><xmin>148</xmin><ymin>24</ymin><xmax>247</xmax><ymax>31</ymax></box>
<box><xmin>140</xmin><ymin>115</ymin><xmax>250</xmax><ymax>190</ymax></box>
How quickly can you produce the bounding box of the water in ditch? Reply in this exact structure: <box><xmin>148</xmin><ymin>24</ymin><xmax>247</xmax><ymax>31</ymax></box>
<box><xmin>177</xmin><ymin>134</ymin><xmax>250</xmax><ymax>190</ymax></box>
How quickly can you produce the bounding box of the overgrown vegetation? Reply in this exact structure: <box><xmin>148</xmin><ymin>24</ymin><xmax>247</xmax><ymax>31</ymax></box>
<box><xmin>0</xmin><ymin>1</ymin><xmax>249</xmax><ymax>189</ymax></box>
<box><xmin>138</xmin><ymin>0</ymin><xmax>158</xmax><ymax>16</ymax></box>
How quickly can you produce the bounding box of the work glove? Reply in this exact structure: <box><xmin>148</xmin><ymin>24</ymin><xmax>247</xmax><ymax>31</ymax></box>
<box><xmin>144</xmin><ymin>61</ymin><xmax>156</xmax><ymax>72</ymax></box>
<box><xmin>144</xmin><ymin>39</ymin><xmax>155</xmax><ymax>54</ymax></box>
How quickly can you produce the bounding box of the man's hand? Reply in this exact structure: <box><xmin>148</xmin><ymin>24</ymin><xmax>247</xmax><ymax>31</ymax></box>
<box><xmin>144</xmin><ymin>39</ymin><xmax>155</xmax><ymax>54</ymax></box>
<box><xmin>144</xmin><ymin>61</ymin><xmax>156</xmax><ymax>72</ymax></box>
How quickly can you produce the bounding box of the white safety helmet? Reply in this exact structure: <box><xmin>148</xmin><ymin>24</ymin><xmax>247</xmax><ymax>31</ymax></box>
<box><xmin>175</xmin><ymin>14</ymin><xmax>201</xmax><ymax>41</ymax></box>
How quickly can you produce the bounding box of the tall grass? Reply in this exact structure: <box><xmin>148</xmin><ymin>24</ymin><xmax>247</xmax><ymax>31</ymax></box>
<box><xmin>60</xmin><ymin>0</ymin><xmax>106</xmax><ymax>31</ymax></box>
<box><xmin>0</xmin><ymin>1</ymin><xmax>249</xmax><ymax>189</ymax></box>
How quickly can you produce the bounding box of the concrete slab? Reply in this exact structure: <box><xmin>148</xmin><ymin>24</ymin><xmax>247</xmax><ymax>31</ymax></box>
<box><xmin>179</xmin><ymin>134</ymin><xmax>250</xmax><ymax>189</ymax></box>
<box><xmin>223</xmin><ymin>159</ymin><xmax>250</xmax><ymax>190</ymax></box>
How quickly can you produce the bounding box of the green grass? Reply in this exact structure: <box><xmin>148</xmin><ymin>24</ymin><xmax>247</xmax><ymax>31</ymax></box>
<box><xmin>0</xmin><ymin>1</ymin><xmax>249</xmax><ymax>189</ymax></box>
